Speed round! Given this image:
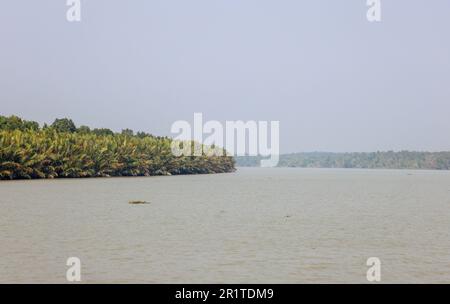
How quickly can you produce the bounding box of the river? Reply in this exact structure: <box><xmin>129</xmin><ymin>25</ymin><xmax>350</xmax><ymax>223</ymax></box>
<box><xmin>1</xmin><ymin>168</ymin><xmax>449</xmax><ymax>283</ymax></box>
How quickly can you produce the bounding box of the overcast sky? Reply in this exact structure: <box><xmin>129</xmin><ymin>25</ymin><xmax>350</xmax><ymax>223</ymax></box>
<box><xmin>1</xmin><ymin>0</ymin><xmax>449</xmax><ymax>153</ymax></box>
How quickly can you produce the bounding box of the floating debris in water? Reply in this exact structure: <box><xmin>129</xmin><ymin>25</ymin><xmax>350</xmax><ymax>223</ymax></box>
<box><xmin>129</xmin><ymin>200</ymin><xmax>150</xmax><ymax>205</ymax></box>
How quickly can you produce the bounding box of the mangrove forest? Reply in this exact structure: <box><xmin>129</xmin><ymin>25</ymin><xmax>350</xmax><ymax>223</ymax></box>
<box><xmin>0</xmin><ymin>115</ymin><xmax>235</xmax><ymax>180</ymax></box>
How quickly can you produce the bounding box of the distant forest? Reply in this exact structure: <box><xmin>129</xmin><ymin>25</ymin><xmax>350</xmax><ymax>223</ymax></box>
<box><xmin>0</xmin><ymin>115</ymin><xmax>235</xmax><ymax>180</ymax></box>
<box><xmin>236</xmin><ymin>151</ymin><xmax>450</xmax><ymax>170</ymax></box>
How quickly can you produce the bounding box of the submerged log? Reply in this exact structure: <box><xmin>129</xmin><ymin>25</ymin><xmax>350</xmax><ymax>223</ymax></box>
<box><xmin>128</xmin><ymin>200</ymin><xmax>150</xmax><ymax>205</ymax></box>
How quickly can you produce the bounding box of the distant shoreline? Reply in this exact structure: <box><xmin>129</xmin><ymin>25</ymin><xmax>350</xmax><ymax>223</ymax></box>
<box><xmin>235</xmin><ymin>166</ymin><xmax>450</xmax><ymax>172</ymax></box>
<box><xmin>236</xmin><ymin>151</ymin><xmax>450</xmax><ymax>170</ymax></box>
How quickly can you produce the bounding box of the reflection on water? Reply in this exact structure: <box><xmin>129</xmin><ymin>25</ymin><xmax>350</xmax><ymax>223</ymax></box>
<box><xmin>1</xmin><ymin>168</ymin><xmax>450</xmax><ymax>283</ymax></box>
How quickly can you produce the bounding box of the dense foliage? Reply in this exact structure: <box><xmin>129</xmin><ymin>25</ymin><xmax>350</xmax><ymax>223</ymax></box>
<box><xmin>236</xmin><ymin>151</ymin><xmax>450</xmax><ymax>170</ymax></box>
<box><xmin>0</xmin><ymin>115</ymin><xmax>235</xmax><ymax>180</ymax></box>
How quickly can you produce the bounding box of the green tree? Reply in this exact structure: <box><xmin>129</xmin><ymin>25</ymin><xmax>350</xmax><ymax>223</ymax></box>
<box><xmin>0</xmin><ymin>115</ymin><xmax>39</xmax><ymax>131</ymax></box>
<box><xmin>92</xmin><ymin>128</ymin><xmax>114</xmax><ymax>136</ymax></box>
<box><xmin>121</xmin><ymin>129</ymin><xmax>134</xmax><ymax>136</ymax></box>
<box><xmin>77</xmin><ymin>125</ymin><xmax>91</xmax><ymax>134</ymax></box>
<box><xmin>51</xmin><ymin>118</ymin><xmax>76</xmax><ymax>133</ymax></box>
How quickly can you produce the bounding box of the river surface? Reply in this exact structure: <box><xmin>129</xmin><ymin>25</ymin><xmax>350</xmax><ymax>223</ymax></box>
<box><xmin>1</xmin><ymin>168</ymin><xmax>450</xmax><ymax>283</ymax></box>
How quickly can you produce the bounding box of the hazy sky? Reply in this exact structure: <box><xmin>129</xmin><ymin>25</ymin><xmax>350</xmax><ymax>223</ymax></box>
<box><xmin>1</xmin><ymin>1</ymin><xmax>449</xmax><ymax>153</ymax></box>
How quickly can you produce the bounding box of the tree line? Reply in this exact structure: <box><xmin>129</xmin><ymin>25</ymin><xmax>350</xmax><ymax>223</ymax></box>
<box><xmin>0</xmin><ymin>115</ymin><xmax>235</xmax><ymax>180</ymax></box>
<box><xmin>236</xmin><ymin>151</ymin><xmax>450</xmax><ymax>170</ymax></box>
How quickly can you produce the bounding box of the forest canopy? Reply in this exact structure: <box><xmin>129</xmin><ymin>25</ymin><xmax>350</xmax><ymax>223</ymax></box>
<box><xmin>0</xmin><ymin>115</ymin><xmax>235</xmax><ymax>180</ymax></box>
